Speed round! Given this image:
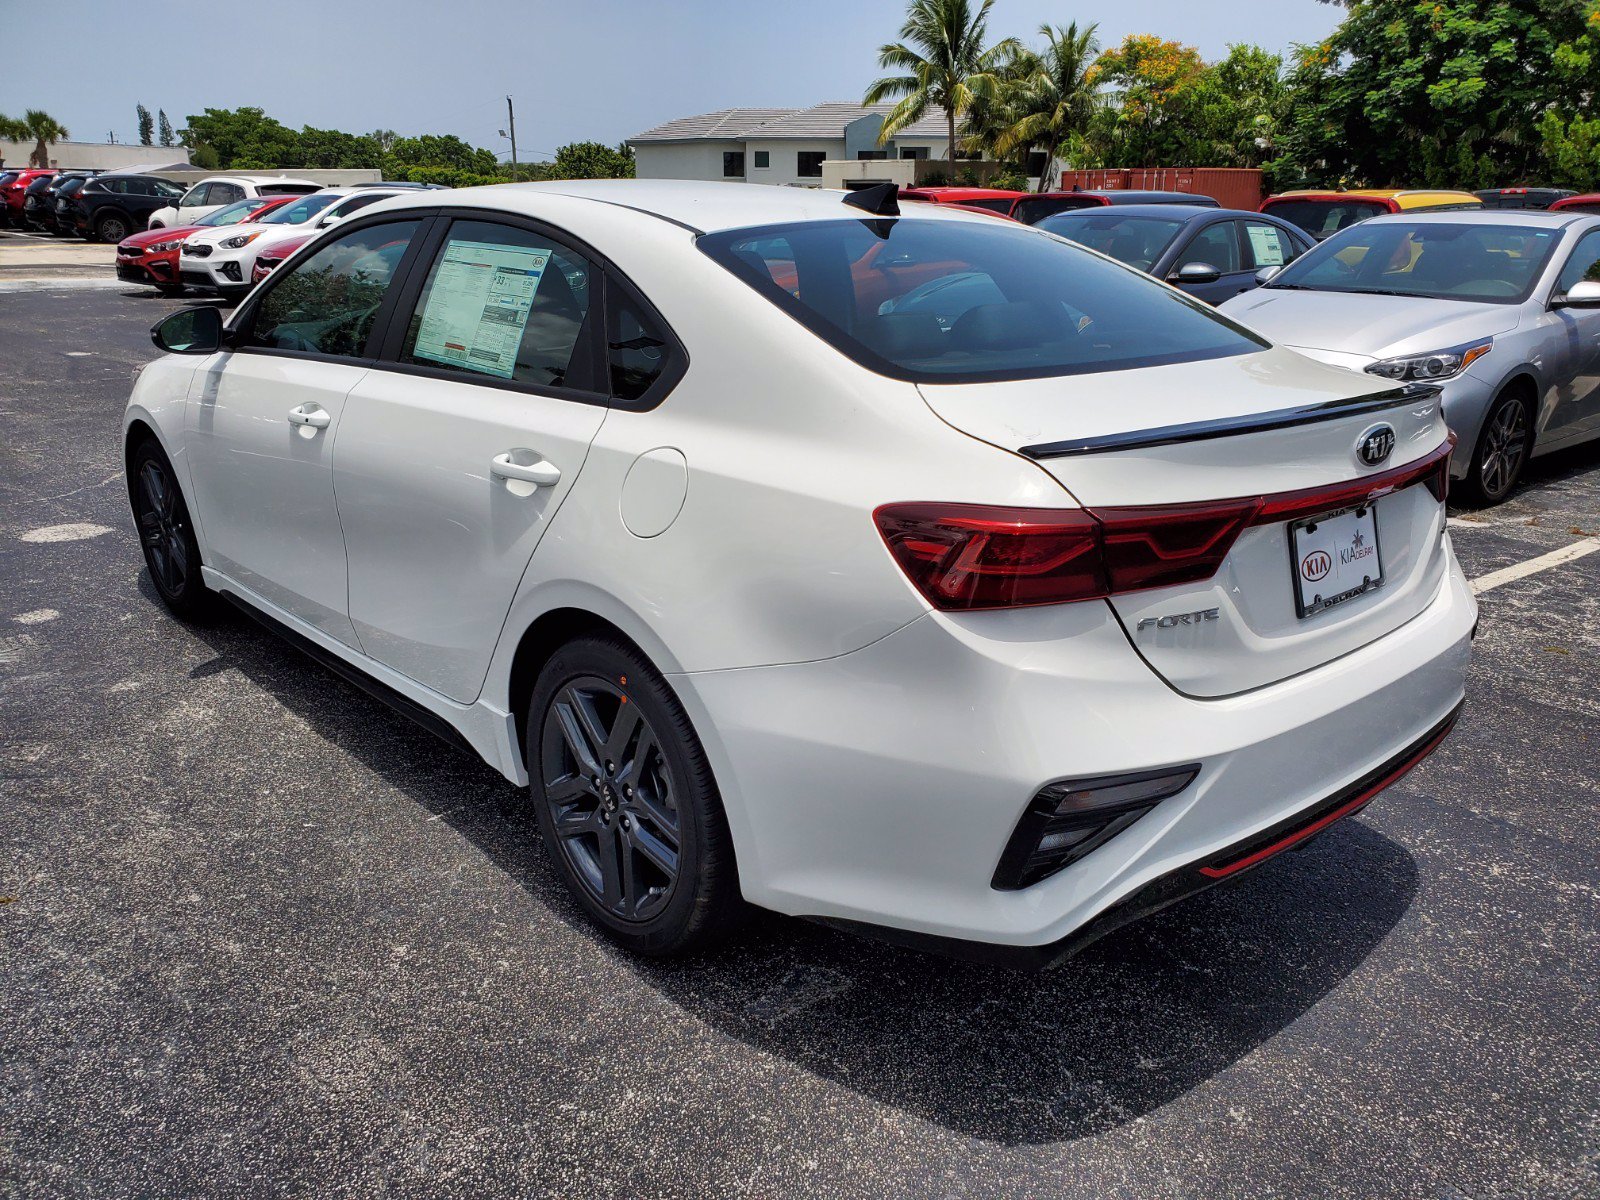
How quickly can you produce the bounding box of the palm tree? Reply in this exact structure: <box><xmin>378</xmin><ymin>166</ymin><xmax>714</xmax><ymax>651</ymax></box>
<box><xmin>989</xmin><ymin>22</ymin><xmax>1101</xmax><ymax>192</ymax></box>
<box><xmin>0</xmin><ymin>113</ymin><xmax>29</xmax><ymax>151</ymax></box>
<box><xmin>864</xmin><ymin>0</ymin><xmax>1020</xmax><ymax>168</ymax></box>
<box><xmin>20</xmin><ymin>110</ymin><xmax>70</xmax><ymax>168</ymax></box>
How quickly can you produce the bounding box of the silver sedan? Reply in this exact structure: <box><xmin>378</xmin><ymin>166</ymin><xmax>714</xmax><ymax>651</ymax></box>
<box><xmin>1221</xmin><ymin>210</ymin><xmax>1600</xmax><ymax>504</ymax></box>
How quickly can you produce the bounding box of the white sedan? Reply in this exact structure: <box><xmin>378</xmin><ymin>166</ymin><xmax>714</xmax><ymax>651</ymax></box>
<box><xmin>177</xmin><ymin>188</ymin><xmax>407</xmax><ymax>298</ymax></box>
<box><xmin>124</xmin><ymin>181</ymin><xmax>1475</xmax><ymax>965</ymax></box>
<box><xmin>146</xmin><ymin>174</ymin><xmax>318</xmax><ymax>229</ymax></box>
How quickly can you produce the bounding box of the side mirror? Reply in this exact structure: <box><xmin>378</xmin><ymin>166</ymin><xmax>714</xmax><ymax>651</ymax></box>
<box><xmin>1255</xmin><ymin>265</ymin><xmax>1282</xmax><ymax>285</ymax></box>
<box><xmin>1171</xmin><ymin>261</ymin><xmax>1222</xmax><ymax>285</ymax></box>
<box><xmin>1552</xmin><ymin>279</ymin><xmax>1600</xmax><ymax>308</ymax></box>
<box><xmin>151</xmin><ymin>306</ymin><xmax>225</xmax><ymax>354</ymax></box>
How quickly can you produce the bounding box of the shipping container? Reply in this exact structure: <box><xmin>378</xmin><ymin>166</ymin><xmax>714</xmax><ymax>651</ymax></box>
<box><xmin>1052</xmin><ymin>167</ymin><xmax>1264</xmax><ymax>212</ymax></box>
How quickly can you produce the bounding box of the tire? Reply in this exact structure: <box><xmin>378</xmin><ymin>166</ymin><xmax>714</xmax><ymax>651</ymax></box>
<box><xmin>527</xmin><ymin>635</ymin><xmax>745</xmax><ymax>956</ymax></box>
<box><xmin>128</xmin><ymin>438</ymin><xmax>214</xmax><ymax>621</ymax></box>
<box><xmin>1460</xmin><ymin>387</ymin><xmax>1534</xmax><ymax>507</ymax></box>
<box><xmin>95</xmin><ymin>212</ymin><xmax>131</xmax><ymax>243</ymax></box>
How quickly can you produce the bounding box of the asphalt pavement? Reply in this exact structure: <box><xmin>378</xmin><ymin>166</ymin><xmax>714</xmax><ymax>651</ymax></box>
<box><xmin>2</xmin><ymin>283</ymin><xmax>1597</xmax><ymax>1199</ymax></box>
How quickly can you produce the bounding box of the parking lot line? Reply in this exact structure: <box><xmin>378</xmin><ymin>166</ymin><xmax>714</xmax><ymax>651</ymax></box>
<box><xmin>1470</xmin><ymin>536</ymin><xmax>1600</xmax><ymax>595</ymax></box>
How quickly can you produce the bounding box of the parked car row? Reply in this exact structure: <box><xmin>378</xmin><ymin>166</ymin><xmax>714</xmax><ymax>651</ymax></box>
<box><xmin>109</xmin><ymin>177</ymin><xmax>441</xmax><ymax>299</ymax></box>
<box><xmin>892</xmin><ymin>179</ymin><xmax>1600</xmax><ymax>504</ymax></box>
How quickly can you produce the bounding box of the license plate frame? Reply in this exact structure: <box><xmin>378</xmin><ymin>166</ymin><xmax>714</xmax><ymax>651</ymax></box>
<box><xmin>1288</xmin><ymin>503</ymin><xmax>1384</xmax><ymax>619</ymax></box>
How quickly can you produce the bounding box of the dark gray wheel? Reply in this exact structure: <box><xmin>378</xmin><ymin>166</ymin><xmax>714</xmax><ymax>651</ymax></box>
<box><xmin>96</xmin><ymin>212</ymin><xmax>131</xmax><ymax>243</ymax></box>
<box><xmin>128</xmin><ymin>439</ymin><xmax>213</xmax><ymax>620</ymax></box>
<box><xmin>1464</xmin><ymin>389</ymin><xmax>1533</xmax><ymax>506</ymax></box>
<box><xmin>528</xmin><ymin>636</ymin><xmax>744</xmax><ymax>955</ymax></box>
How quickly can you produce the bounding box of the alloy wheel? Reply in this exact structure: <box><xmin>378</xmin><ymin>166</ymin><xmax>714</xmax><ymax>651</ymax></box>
<box><xmin>100</xmin><ymin>216</ymin><xmax>128</xmax><ymax>242</ymax></box>
<box><xmin>135</xmin><ymin>458</ymin><xmax>190</xmax><ymax>596</ymax></box>
<box><xmin>1479</xmin><ymin>397</ymin><xmax>1529</xmax><ymax>500</ymax></box>
<box><xmin>539</xmin><ymin>676</ymin><xmax>681</xmax><ymax>922</ymax></box>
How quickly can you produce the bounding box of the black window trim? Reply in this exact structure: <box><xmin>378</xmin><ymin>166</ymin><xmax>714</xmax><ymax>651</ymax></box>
<box><xmin>1239</xmin><ymin>215</ymin><xmax>1305</xmax><ymax>272</ymax></box>
<box><xmin>1170</xmin><ymin>216</ymin><xmax>1247</xmax><ymax>277</ymax></box>
<box><xmin>227</xmin><ymin>208</ymin><xmax>441</xmax><ymax>369</ymax></box>
<box><xmin>374</xmin><ymin>211</ymin><xmax>610</xmax><ymax>406</ymax></box>
<box><xmin>226</xmin><ymin>204</ymin><xmax>689</xmax><ymax>410</ymax></box>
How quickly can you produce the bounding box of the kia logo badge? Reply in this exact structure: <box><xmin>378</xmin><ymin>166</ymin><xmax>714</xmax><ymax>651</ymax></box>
<box><xmin>1301</xmin><ymin>550</ymin><xmax>1332</xmax><ymax>582</ymax></box>
<box><xmin>1356</xmin><ymin>423</ymin><xmax>1396</xmax><ymax>467</ymax></box>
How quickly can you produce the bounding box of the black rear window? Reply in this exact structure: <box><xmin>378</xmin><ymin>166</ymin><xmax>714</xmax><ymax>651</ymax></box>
<box><xmin>1011</xmin><ymin>196</ymin><xmax>1103</xmax><ymax>224</ymax></box>
<box><xmin>1263</xmin><ymin>198</ymin><xmax>1391</xmax><ymax>239</ymax></box>
<box><xmin>258</xmin><ymin>183</ymin><xmax>319</xmax><ymax>196</ymax></box>
<box><xmin>699</xmin><ymin>218</ymin><xmax>1265</xmax><ymax>383</ymax></box>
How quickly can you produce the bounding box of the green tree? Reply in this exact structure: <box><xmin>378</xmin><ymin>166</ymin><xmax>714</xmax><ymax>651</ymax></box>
<box><xmin>864</xmin><ymin>0</ymin><xmax>1021</xmax><ymax>165</ymax></box>
<box><xmin>547</xmin><ymin>140</ymin><xmax>636</xmax><ymax>179</ymax></box>
<box><xmin>158</xmin><ymin>109</ymin><xmax>174</xmax><ymax>148</ymax></box>
<box><xmin>0</xmin><ymin>113</ymin><xmax>28</xmax><ymax>144</ymax></box>
<box><xmin>181</xmin><ymin>107</ymin><xmax>300</xmax><ymax>169</ymax></box>
<box><xmin>987</xmin><ymin>22</ymin><xmax>1101</xmax><ymax>190</ymax></box>
<box><xmin>18</xmin><ymin>109</ymin><xmax>70</xmax><ymax>167</ymax></box>
<box><xmin>1086</xmin><ymin>35</ymin><xmax>1208</xmax><ymax>167</ymax></box>
<box><xmin>1277</xmin><ymin>0</ymin><xmax>1600</xmax><ymax>189</ymax></box>
<box><xmin>137</xmin><ymin>104</ymin><xmax>154</xmax><ymax>146</ymax></box>
<box><xmin>1186</xmin><ymin>44</ymin><xmax>1289</xmax><ymax>173</ymax></box>
<box><xmin>385</xmin><ymin>133</ymin><xmax>500</xmax><ymax>176</ymax></box>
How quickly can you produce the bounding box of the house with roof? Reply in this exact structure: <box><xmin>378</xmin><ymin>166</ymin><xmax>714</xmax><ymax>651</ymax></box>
<box><xmin>628</xmin><ymin>102</ymin><xmax>957</xmax><ymax>187</ymax></box>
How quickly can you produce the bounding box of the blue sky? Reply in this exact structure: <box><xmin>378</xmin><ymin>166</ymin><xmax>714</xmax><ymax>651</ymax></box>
<box><xmin>3</xmin><ymin>1</ymin><xmax>1344</xmax><ymax>158</ymax></box>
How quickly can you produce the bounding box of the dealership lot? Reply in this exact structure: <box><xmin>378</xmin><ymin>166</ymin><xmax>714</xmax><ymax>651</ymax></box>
<box><xmin>2</xmin><ymin>276</ymin><xmax>1598</xmax><ymax>1197</ymax></box>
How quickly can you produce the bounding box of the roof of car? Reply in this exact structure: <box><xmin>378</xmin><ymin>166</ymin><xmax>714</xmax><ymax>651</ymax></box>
<box><xmin>1041</xmin><ymin>203</ymin><xmax>1241</xmax><ymax>219</ymax></box>
<box><xmin>364</xmin><ymin>179</ymin><xmax>1002</xmax><ymax>235</ymax></box>
<box><xmin>1362</xmin><ymin>208</ymin><xmax>1588</xmax><ymax>228</ymax></box>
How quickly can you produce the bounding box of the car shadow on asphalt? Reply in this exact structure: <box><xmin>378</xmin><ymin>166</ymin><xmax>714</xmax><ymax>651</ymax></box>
<box><xmin>174</xmin><ymin>582</ymin><xmax>1419</xmax><ymax>1149</ymax></box>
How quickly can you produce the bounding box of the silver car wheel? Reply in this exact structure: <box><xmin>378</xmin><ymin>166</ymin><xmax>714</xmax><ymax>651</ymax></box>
<box><xmin>1478</xmin><ymin>396</ymin><xmax>1529</xmax><ymax>502</ymax></box>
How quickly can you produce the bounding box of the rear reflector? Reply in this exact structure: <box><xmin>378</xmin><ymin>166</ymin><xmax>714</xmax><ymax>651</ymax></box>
<box><xmin>993</xmin><ymin>765</ymin><xmax>1200</xmax><ymax>890</ymax></box>
<box><xmin>875</xmin><ymin>440</ymin><xmax>1452</xmax><ymax>611</ymax></box>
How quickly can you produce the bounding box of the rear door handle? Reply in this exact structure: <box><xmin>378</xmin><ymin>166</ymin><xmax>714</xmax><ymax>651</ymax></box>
<box><xmin>288</xmin><ymin>404</ymin><xmax>331</xmax><ymax>429</ymax></box>
<box><xmin>491</xmin><ymin>452</ymin><xmax>560</xmax><ymax>487</ymax></box>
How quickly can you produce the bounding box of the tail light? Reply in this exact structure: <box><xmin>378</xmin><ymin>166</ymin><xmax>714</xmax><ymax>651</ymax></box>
<box><xmin>992</xmin><ymin>765</ymin><xmax>1200</xmax><ymax>889</ymax></box>
<box><xmin>875</xmin><ymin>440</ymin><xmax>1453</xmax><ymax>612</ymax></box>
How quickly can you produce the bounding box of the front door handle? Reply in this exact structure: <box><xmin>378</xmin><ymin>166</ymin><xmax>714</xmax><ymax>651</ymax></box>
<box><xmin>288</xmin><ymin>404</ymin><xmax>331</xmax><ymax>429</ymax></box>
<box><xmin>491</xmin><ymin>452</ymin><xmax>560</xmax><ymax>487</ymax></box>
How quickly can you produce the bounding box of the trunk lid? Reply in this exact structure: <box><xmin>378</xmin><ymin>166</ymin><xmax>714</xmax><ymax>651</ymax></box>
<box><xmin>917</xmin><ymin>348</ymin><xmax>1454</xmax><ymax>697</ymax></box>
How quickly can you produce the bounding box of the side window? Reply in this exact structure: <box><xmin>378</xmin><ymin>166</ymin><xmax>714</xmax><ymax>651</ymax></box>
<box><xmin>1179</xmin><ymin>221</ymin><xmax>1243</xmax><ymax>273</ymax></box>
<box><xmin>181</xmin><ymin>183</ymin><xmax>211</xmax><ymax>207</ymax></box>
<box><xmin>1243</xmin><ymin>221</ymin><xmax>1298</xmax><ymax>270</ymax></box>
<box><xmin>607</xmin><ymin>286</ymin><xmax>677</xmax><ymax>403</ymax></box>
<box><xmin>1556</xmin><ymin>229</ymin><xmax>1600</xmax><ymax>294</ymax></box>
<box><xmin>399</xmin><ymin>220</ymin><xmax>597</xmax><ymax>391</ymax></box>
<box><xmin>243</xmin><ymin>220</ymin><xmax>421</xmax><ymax>358</ymax></box>
<box><xmin>210</xmin><ymin>182</ymin><xmax>245</xmax><ymax>205</ymax></box>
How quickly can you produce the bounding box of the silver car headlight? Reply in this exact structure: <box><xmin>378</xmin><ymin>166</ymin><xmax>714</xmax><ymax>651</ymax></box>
<box><xmin>1365</xmin><ymin>338</ymin><xmax>1492</xmax><ymax>382</ymax></box>
<box><xmin>221</xmin><ymin>233</ymin><xmax>259</xmax><ymax>250</ymax></box>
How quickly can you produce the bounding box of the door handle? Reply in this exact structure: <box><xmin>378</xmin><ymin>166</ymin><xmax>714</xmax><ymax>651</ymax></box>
<box><xmin>491</xmin><ymin>452</ymin><xmax>560</xmax><ymax>487</ymax></box>
<box><xmin>288</xmin><ymin>404</ymin><xmax>331</xmax><ymax>429</ymax></box>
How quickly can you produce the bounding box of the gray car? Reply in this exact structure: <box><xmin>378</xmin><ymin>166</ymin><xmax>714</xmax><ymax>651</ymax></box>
<box><xmin>1220</xmin><ymin>210</ymin><xmax>1600</xmax><ymax>504</ymax></box>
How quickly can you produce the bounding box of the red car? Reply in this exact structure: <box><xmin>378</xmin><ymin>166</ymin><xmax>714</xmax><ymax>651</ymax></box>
<box><xmin>115</xmin><ymin>195</ymin><xmax>294</xmax><ymax>291</ymax></box>
<box><xmin>899</xmin><ymin>186</ymin><xmax>1025</xmax><ymax>214</ymax></box>
<box><xmin>1</xmin><ymin>168</ymin><xmax>55</xmax><ymax>227</ymax></box>
<box><xmin>1550</xmin><ymin>192</ymin><xmax>1600</xmax><ymax>215</ymax></box>
<box><xmin>250</xmin><ymin>230</ymin><xmax>315</xmax><ymax>284</ymax></box>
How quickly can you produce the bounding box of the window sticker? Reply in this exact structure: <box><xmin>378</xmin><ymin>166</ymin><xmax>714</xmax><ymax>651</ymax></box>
<box><xmin>412</xmin><ymin>238</ymin><xmax>550</xmax><ymax>379</ymax></box>
<box><xmin>1247</xmin><ymin>224</ymin><xmax>1287</xmax><ymax>267</ymax></box>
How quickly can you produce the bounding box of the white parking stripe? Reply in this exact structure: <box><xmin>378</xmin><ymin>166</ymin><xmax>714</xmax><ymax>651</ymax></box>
<box><xmin>1471</xmin><ymin>538</ymin><xmax>1600</xmax><ymax>595</ymax></box>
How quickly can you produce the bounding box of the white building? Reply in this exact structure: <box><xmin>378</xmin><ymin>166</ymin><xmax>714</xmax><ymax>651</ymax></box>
<box><xmin>629</xmin><ymin>102</ymin><xmax>957</xmax><ymax>187</ymax></box>
<box><xmin>0</xmin><ymin>139</ymin><xmax>192</xmax><ymax>172</ymax></box>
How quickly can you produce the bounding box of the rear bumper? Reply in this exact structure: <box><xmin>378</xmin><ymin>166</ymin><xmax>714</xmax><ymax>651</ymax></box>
<box><xmin>830</xmin><ymin>701</ymin><xmax>1461</xmax><ymax>969</ymax></box>
<box><xmin>676</xmin><ymin>544</ymin><xmax>1475</xmax><ymax>954</ymax></box>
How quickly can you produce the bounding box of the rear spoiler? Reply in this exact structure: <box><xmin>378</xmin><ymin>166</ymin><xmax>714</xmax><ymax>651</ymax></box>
<box><xmin>1020</xmin><ymin>383</ymin><xmax>1442</xmax><ymax>459</ymax></box>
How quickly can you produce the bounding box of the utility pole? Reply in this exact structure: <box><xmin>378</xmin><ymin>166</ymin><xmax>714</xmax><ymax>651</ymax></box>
<box><xmin>507</xmin><ymin>95</ymin><xmax>518</xmax><ymax>179</ymax></box>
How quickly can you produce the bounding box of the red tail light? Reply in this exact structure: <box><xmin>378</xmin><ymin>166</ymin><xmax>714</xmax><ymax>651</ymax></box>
<box><xmin>875</xmin><ymin>440</ymin><xmax>1454</xmax><ymax>612</ymax></box>
<box><xmin>874</xmin><ymin>505</ymin><xmax>1106</xmax><ymax>609</ymax></box>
